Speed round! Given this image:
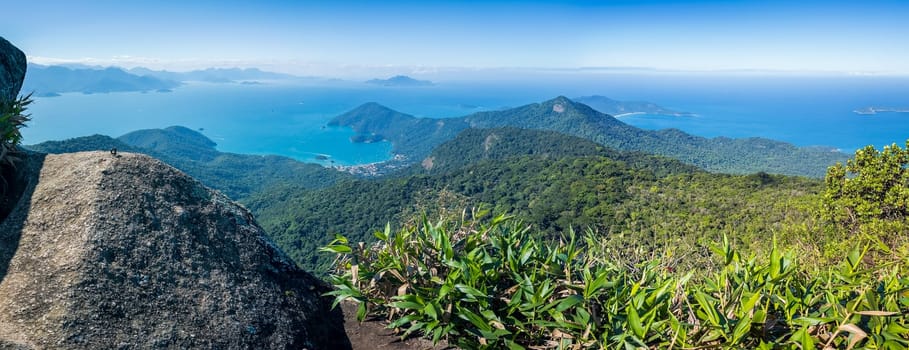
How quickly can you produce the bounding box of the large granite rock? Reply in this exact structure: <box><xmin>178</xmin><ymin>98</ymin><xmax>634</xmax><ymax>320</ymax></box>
<box><xmin>0</xmin><ymin>152</ymin><xmax>350</xmax><ymax>349</ymax></box>
<box><xmin>0</xmin><ymin>37</ymin><xmax>26</xmax><ymax>102</ymax></box>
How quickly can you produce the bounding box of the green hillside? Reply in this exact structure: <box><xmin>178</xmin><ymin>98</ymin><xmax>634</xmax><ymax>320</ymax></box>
<box><xmin>247</xmin><ymin>127</ymin><xmax>826</xmax><ymax>272</ymax></box>
<box><xmin>330</xmin><ymin>96</ymin><xmax>847</xmax><ymax>177</ymax></box>
<box><xmin>27</xmin><ymin>126</ymin><xmax>350</xmax><ymax>199</ymax></box>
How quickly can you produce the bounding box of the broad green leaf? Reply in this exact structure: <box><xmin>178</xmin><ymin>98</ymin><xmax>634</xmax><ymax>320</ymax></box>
<box><xmin>627</xmin><ymin>305</ymin><xmax>646</xmax><ymax>339</ymax></box>
<box><xmin>556</xmin><ymin>295</ymin><xmax>585</xmax><ymax>312</ymax></box>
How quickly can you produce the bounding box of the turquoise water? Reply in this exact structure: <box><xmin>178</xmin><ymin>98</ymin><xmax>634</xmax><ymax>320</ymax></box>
<box><xmin>23</xmin><ymin>76</ymin><xmax>909</xmax><ymax>165</ymax></box>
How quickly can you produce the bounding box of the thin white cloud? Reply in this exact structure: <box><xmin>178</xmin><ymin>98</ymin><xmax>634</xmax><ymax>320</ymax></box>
<box><xmin>25</xmin><ymin>55</ymin><xmax>909</xmax><ymax>80</ymax></box>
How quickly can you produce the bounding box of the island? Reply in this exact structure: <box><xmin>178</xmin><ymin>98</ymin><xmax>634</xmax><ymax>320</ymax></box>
<box><xmin>573</xmin><ymin>95</ymin><xmax>696</xmax><ymax>117</ymax></box>
<box><xmin>853</xmin><ymin>107</ymin><xmax>909</xmax><ymax>115</ymax></box>
<box><xmin>365</xmin><ymin>75</ymin><xmax>433</xmax><ymax>87</ymax></box>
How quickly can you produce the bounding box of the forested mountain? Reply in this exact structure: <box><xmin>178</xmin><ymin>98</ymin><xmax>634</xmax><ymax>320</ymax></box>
<box><xmin>27</xmin><ymin>126</ymin><xmax>349</xmax><ymax>199</ymax></box>
<box><xmin>245</xmin><ymin>127</ymin><xmax>822</xmax><ymax>272</ymax></box>
<box><xmin>330</xmin><ymin>96</ymin><xmax>846</xmax><ymax>177</ymax></box>
<box><xmin>328</xmin><ymin>102</ymin><xmax>470</xmax><ymax>163</ymax></box>
<box><xmin>411</xmin><ymin>127</ymin><xmax>697</xmax><ymax>177</ymax></box>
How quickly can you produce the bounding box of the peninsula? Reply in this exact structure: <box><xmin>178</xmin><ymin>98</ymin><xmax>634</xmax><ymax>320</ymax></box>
<box><xmin>854</xmin><ymin>107</ymin><xmax>909</xmax><ymax>115</ymax></box>
<box><xmin>573</xmin><ymin>95</ymin><xmax>695</xmax><ymax>117</ymax></box>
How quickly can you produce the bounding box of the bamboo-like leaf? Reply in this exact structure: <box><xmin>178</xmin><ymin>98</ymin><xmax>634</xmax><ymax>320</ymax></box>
<box><xmin>731</xmin><ymin>315</ymin><xmax>752</xmax><ymax>345</ymax></box>
<box><xmin>319</xmin><ymin>244</ymin><xmax>351</xmax><ymax>254</ymax></box>
<box><xmin>458</xmin><ymin>307</ymin><xmax>493</xmax><ymax>332</ymax></box>
<box><xmin>556</xmin><ymin>294</ymin><xmax>584</xmax><ymax>312</ymax></box>
<box><xmin>627</xmin><ymin>305</ymin><xmax>646</xmax><ymax>339</ymax></box>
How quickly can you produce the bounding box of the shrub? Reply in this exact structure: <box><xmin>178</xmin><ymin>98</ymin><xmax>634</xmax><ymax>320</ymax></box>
<box><xmin>323</xmin><ymin>213</ymin><xmax>909</xmax><ymax>349</ymax></box>
<box><xmin>0</xmin><ymin>93</ymin><xmax>32</xmax><ymax>169</ymax></box>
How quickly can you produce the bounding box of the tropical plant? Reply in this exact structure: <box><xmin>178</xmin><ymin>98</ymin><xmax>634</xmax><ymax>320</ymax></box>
<box><xmin>822</xmin><ymin>141</ymin><xmax>909</xmax><ymax>265</ymax></box>
<box><xmin>0</xmin><ymin>93</ymin><xmax>32</xmax><ymax>195</ymax></box>
<box><xmin>0</xmin><ymin>93</ymin><xmax>32</xmax><ymax>168</ymax></box>
<box><xmin>323</xmin><ymin>213</ymin><xmax>909</xmax><ymax>349</ymax></box>
<box><xmin>824</xmin><ymin>141</ymin><xmax>909</xmax><ymax>228</ymax></box>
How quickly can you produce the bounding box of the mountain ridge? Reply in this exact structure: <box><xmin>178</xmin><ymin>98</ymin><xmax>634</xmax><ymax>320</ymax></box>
<box><xmin>23</xmin><ymin>64</ymin><xmax>179</xmax><ymax>96</ymax></box>
<box><xmin>329</xmin><ymin>96</ymin><xmax>846</xmax><ymax>177</ymax></box>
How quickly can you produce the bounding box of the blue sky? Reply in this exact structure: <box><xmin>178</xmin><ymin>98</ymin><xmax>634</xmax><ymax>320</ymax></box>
<box><xmin>2</xmin><ymin>0</ymin><xmax>907</xmax><ymax>77</ymax></box>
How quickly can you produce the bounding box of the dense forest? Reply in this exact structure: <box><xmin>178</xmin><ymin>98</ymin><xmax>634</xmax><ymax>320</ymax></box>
<box><xmin>246</xmin><ymin>127</ymin><xmax>825</xmax><ymax>273</ymax></box>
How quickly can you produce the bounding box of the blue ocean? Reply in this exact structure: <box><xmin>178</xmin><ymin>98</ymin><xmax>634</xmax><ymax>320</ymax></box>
<box><xmin>23</xmin><ymin>75</ymin><xmax>909</xmax><ymax>166</ymax></box>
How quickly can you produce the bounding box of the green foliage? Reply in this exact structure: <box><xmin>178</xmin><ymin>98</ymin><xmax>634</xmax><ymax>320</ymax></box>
<box><xmin>251</xmin><ymin>149</ymin><xmax>821</xmax><ymax>273</ymax></box>
<box><xmin>0</xmin><ymin>93</ymin><xmax>32</xmax><ymax>168</ymax></box>
<box><xmin>824</xmin><ymin>141</ymin><xmax>909</xmax><ymax>228</ymax></box>
<box><xmin>325</xmin><ymin>215</ymin><xmax>909</xmax><ymax>349</ymax></box>
<box><xmin>822</xmin><ymin>141</ymin><xmax>909</xmax><ymax>266</ymax></box>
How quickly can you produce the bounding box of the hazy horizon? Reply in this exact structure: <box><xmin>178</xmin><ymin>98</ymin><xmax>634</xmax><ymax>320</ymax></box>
<box><xmin>4</xmin><ymin>1</ymin><xmax>908</xmax><ymax>79</ymax></box>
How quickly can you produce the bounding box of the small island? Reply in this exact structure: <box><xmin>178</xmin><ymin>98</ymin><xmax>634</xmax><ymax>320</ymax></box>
<box><xmin>853</xmin><ymin>107</ymin><xmax>909</xmax><ymax>115</ymax></box>
<box><xmin>366</xmin><ymin>75</ymin><xmax>433</xmax><ymax>87</ymax></box>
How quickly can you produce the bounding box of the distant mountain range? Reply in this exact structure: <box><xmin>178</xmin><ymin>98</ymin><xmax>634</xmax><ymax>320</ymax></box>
<box><xmin>23</xmin><ymin>64</ymin><xmax>299</xmax><ymax>96</ymax></box>
<box><xmin>329</xmin><ymin>96</ymin><xmax>847</xmax><ymax>177</ymax></box>
<box><xmin>366</xmin><ymin>75</ymin><xmax>433</xmax><ymax>87</ymax></box>
<box><xmin>127</xmin><ymin>67</ymin><xmax>298</xmax><ymax>83</ymax></box>
<box><xmin>23</xmin><ymin>65</ymin><xmax>180</xmax><ymax>96</ymax></box>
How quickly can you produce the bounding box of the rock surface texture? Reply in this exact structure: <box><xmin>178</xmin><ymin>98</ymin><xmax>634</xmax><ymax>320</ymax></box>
<box><xmin>0</xmin><ymin>152</ymin><xmax>350</xmax><ymax>349</ymax></box>
<box><xmin>0</xmin><ymin>36</ymin><xmax>27</xmax><ymax>102</ymax></box>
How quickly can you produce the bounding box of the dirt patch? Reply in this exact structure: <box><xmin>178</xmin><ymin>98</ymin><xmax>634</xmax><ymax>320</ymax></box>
<box><xmin>342</xmin><ymin>301</ymin><xmax>454</xmax><ymax>350</ymax></box>
<box><xmin>552</xmin><ymin>103</ymin><xmax>565</xmax><ymax>113</ymax></box>
<box><xmin>483</xmin><ymin>133</ymin><xmax>499</xmax><ymax>153</ymax></box>
<box><xmin>421</xmin><ymin>157</ymin><xmax>435</xmax><ymax>171</ymax></box>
